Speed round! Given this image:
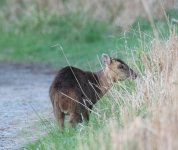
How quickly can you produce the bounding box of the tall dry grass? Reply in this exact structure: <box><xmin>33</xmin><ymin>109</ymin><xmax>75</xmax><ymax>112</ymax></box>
<box><xmin>77</xmin><ymin>29</ymin><xmax>178</xmax><ymax>150</ymax></box>
<box><xmin>1</xmin><ymin>0</ymin><xmax>177</xmax><ymax>28</ymax></box>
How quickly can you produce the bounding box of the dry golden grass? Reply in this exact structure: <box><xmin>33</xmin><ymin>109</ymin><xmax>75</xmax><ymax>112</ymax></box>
<box><xmin>77</xmin><ymin>29</ymin><xmax>178</xmax><ymax>150</ymax></box>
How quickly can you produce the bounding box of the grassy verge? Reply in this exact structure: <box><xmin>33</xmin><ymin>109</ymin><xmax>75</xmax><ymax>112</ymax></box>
<box><xmin>24</xmin><ymin>31</ymin><xmax>178</xmax><ymax>150</ymax></box>
<box><xmin>20</xmin><ymin>9</ymin><xmax>178</xmax><ymax>150</ymax></box>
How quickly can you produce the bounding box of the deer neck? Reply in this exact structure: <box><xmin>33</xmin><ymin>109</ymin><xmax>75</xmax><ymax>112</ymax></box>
<box><xmin>96</xmin><ymin>68</ymin><xmax>114</xmax><ymax>94</ymax></box>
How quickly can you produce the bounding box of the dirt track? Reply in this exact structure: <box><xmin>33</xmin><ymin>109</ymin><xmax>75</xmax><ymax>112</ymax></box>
<box><xmin>0</xmin><ymin>63</ymin><xmax>55</xmax><ymax>150</ymax></box>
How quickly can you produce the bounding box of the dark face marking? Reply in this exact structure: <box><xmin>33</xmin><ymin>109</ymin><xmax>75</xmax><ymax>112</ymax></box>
<box><xmin>110</xmin><ymin>58</ymin><xmax>137</xmax><ymax>80</ymax></box>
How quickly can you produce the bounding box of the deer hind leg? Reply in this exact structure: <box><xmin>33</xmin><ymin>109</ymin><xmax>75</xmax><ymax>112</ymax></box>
<box><xmin>69</xmin><ymin>113</ymin><xmax>82</xmax><ymax>128</ymax></box>
<box><xmin>81</xmin><ymin>111</ymin><xmax>89</xmax><ymax>124</ymax></box>
<box><xmin>53</xmin><ymin>101</ymin><xmax>65</xmax><ymax>130</ymax></box>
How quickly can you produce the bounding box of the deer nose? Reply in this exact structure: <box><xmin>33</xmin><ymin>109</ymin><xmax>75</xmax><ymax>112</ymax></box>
<box><xmin>130</xmin><ymin>70</ymin><xmax>137</xmax><ymax>80</ymax></box>
<box><xmin>132</xmin><ymin>73</ymin><xmax>137</xmax><ymax>79</ymax></box>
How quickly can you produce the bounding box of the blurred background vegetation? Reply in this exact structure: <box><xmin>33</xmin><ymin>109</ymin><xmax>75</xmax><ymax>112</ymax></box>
<box><xmin>0</xmin><ymin>0</ymin><xmax>177</xmax><ymax>69</ymax></box>
<box><xmin>1</xmin><ymin>1</ymin><xmax>178</xmax><ymax>149</ymax></box>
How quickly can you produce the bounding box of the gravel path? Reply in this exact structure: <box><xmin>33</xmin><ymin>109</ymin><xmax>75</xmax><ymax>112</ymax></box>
<box><xmin>0</xmin><ymin>63</ymin><xmax>56</xmax><ymax>150</ymax></box>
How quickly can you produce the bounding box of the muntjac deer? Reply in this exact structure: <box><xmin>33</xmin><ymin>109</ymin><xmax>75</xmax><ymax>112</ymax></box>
<box><xmin>49</xmin><ymin>53</ymin><xmax>137</xmax><ymax>129</ymax></box>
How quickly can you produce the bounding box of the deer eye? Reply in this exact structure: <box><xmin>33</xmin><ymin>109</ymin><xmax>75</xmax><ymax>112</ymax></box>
<box><xmin>118</xmin><ymin>64</ymin><xmax>125</xmax><ymax>69</ymax></box>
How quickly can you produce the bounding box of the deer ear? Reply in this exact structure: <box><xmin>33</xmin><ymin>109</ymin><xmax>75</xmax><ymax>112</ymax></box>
<box><xmin>102</xmin><ymin>53</ymin><xmax>111</xmax><ymax>65</ymax></box>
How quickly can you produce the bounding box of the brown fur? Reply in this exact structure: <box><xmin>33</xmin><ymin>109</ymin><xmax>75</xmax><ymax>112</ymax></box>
<box><xmin>49</xmin><ymin>54</ymin><xmax>137</xmax><ymax>129</ymax></box>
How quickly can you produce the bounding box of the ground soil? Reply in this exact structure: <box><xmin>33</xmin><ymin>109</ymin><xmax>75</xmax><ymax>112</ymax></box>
<box><xmin>0</xmin><ymin>62</ymin><xmax>57</xmax><ymax>150</ymax></box>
